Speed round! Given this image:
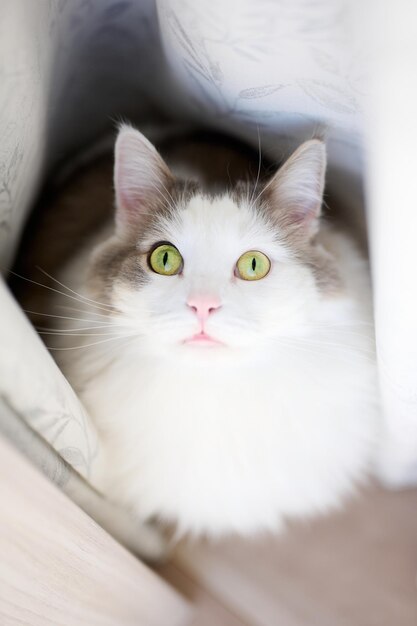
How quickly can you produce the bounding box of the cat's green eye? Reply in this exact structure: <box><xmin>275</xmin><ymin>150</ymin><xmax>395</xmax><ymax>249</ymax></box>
<box><xmin>236</xmin><ymin>250</ymin><xmax>271</xmax><ymax>281</ymax></box>
<box><xmin>149</xmin><ymin>243</ymin><xmax>183</xmax><ymax>276</ymax></box>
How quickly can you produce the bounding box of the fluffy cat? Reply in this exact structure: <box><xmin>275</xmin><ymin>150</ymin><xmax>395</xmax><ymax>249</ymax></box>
<box><xmin>26</xmin><ymin>126</ymin><xmax>380</xmax><ymax>557</ymax></box>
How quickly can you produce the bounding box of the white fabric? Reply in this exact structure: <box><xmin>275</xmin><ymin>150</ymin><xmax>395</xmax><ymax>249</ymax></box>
<box><xmin>0</xmin><ymin>0</ymin><xmax>416</xmax><ymax>491</ymax></box>
<box><xmin>364</xmin><ymin>0</ymin><xmax>417</xmax><ymax>485</ymax></box>
<box><xmin>0</xmin><ymin>277</ymin><xmax>98</xmax><ymax>479</ymax></box>
<box><xmin>0</xmin><ymin>1</ymin><xmax>52</xmax><ymax>267</ymax></box>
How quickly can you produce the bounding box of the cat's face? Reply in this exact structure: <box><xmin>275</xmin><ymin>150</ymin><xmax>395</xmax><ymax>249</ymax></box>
<box><xmin>89</xmin><ymin>126</ymin><xmax>338</xmax><ymax>354</ymax></box>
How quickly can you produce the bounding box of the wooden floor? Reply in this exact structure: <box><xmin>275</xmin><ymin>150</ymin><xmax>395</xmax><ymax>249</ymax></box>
<box><xmin>157</xmin><ymin>485</ymin><xmax>417</xmax><ymax>626</ymax></box>
<box><xmin>0</xmin><ymin>436</ymin><xmax>191</xmax><ymax>626</ymax></box>
<box><xmin>2</xmin><ymin>428</ymin><xmax>416</xmax><ymax>625</ymax></box>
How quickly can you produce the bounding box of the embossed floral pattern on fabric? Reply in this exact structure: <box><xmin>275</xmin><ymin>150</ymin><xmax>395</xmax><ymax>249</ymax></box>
<box><xmin>0</xmin><ymin>279</ymin><xmax>98</xmax><ymax>479</ymax></box>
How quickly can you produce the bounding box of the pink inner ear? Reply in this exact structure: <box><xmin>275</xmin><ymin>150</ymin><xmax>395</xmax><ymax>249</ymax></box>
<box><xmin>114</xmin><ymin>158</ymin><xmax>142</xmax><ymax>229</ymax></box>
<box><xmin>114</xmin><ymin>125</ymin><xmax>173</xmax><ymax>234</ymax></box>
<box><xmin>291</xmin><ymin>207</ymin><xmax>315</xmax><ymax>225</ymax></box>
<box><xmin>114</xmin><ymin>130</ymin><xmax>154</xmax><ymax>230</ymax></box>
<box><xmin>118</xmin><ymin>190</ymin><xmax>139</xmax><ymax>224</ymax></box>
<box><xmin>116</xmin><ymin>160</ymin><xmax>141</xmax><ymax>213</ymax></box>
<box><xmin>289</xmin><ymin>197</ymin><xmax>320</xmax><ymax>227</ymax></box>
<box><xmin>269</xmin><ymin>140</ymin><xmax>326</xmax><ymax>235</ymax></box>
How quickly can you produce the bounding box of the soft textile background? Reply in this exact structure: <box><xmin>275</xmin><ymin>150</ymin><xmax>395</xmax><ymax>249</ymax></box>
<box><xmin>0</xmin><ymin>0</ymin><xmax>416</xmax><ymax>496</ymax></box>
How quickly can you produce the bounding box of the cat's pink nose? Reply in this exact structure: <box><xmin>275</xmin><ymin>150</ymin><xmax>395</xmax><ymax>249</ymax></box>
<box><xmin>187</xmin><ymin>295</ymin><xmax>221</xmax><ymax>325</ymax></box>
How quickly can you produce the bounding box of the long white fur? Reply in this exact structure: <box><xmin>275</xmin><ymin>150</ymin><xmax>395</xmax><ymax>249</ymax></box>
<box><xmin>52</xmin><ymin>130</ymin><xmax>380</xmax><ymax>550</ymax></box>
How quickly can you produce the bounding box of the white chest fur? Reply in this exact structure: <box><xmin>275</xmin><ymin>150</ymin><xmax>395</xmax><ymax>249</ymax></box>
<box><xmin>81</xmin><ymin>338</ymin><xmax>378</xmax><ymax>537</ymax></box>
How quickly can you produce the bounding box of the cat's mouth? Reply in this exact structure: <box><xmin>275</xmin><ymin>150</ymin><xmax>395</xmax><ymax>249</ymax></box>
<box><xmin>183</xmin><ymin>331</ymin><xmax>224</xmax><ymax>347</ymax></box>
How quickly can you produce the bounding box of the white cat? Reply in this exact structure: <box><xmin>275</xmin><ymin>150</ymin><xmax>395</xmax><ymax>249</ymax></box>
<box><xmin>49</xmin><ymin>125</ymin><xmax>379</xmax><ymax>557</ymax></box>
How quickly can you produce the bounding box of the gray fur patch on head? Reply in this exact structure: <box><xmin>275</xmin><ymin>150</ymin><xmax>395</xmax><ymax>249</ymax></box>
<box><xmin>246</xmin><ymin>139</ymin><xmax>342</xmax><ymax>295</ymax></box>
<box><xmin>196</xmin><ymin>169</ymin><xmax>341</xmax><ymax>295</ymax></box>
<box><xmin>255</xmin><ymin>189</ymin><xmax>342</xmax><ymax>294</ymax></box>
<box><xmin>124</xmin><ymin>177</ymin><xmax>199</xmax><ymax>245</ymax></box>
<box><xmin>87</xmin><ymin>238</ymin><xmax>150</xmax><ymax>309</ymax></box>
<box><xmin>87</xmin><ymin>178</ymin><xmax>200</xmax><ymax>306</ymax></box>
<box><xmin>298</xmin><ymin>239</ymin><xmax>342</xmax><ymax>294</ymax></box>
<box><xmin>230</xmin><ymin>180</ymin><xmax>257</xmax><ymax>207</ymax></box>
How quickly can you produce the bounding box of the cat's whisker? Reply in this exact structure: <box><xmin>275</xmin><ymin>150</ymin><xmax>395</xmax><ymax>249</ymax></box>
<box><xmin>55</xmin><ymin>304</ymin><xmax>114</xmax><ymax>319</ymax></box>
<box><xmin>283</xmin><ymin>333</ymin><xmax>374</xmax><ymax>349</ymax></box>
<box><xmin>39</xmin><ymin>331</ymin><xmax>126</xmax><ymax>337</ymax></box>
<box><xmin>147</xmin><ymin>180</ymin><xmax>177</xmax><ymax>213</ymax></box>
<box><xmin>308</xmin><ymin>318</ymin><xmax>371</xmax><ymax>326</ymax></box>
<box><xmin>269</xmin><ymin>341</ymin><xmax>325</xmax><ymax>364</ymax></box>
<box><xmin>294</xmin><ymin>334</ymin><xmax>375</xmax><ymax>351</ymax></box>
<box><xmin>36</xmin><ymin>266</ymin><xmax>116</xmax><ymax>313</ymax></box>
<box><xmin>10</xmin><ymin>270</ymin><xmax>115</xmax><ymax>314</ymax></box>
<box><xmin>273</xmin><ymin>337</ymin><xmax>375</xmax><ymax>363</ymax></box>
<box><xmin>55</xmin><ymin>302</ymin><xmax>141</xmax><ymax>323</ymax></box>
<box><xmin>298</xmin><ymin>331</ymin><xmax>375</xmax><ymax>346</ymax></box>
<box><xmin>23</xmin><ymin>309</ymin><xmax>115</xmax><ymax>325</ymax></box>
<box><xmin>249</xmin><ymin>125</ymin><xmax>262</xmax><ymax>209</ymax></box>
<box><xmin>159</xmin><ymin>179</ymin><xmax>177</xmax><ymax>209</ymax></box>
<box><xmin>250</xmin><ymin>164</ymin><xmax>278</xmax><ymax>208</ymax></box>
<box><xmin>314</xmin><ymin>332</ymin><xmax>374</xmax><ymax>344</ymax></box>
<box><xmin>36</xmin><ymin>323</ymin><xmax>127</xmax><ymax>333</ymax></box>
<box><xmin>46</xmin><ymin>332</ymin><xmax>139</xmax><ymax>351</ymax></box>
<box><xmin>310</xmin><ymin>321</ymin><xmax>374</xmax><ymax>331</ymax></box>
<box><xmin>312</xmin><ymin>326</ymin><xmax>373</xmax><ymax>335</ymax></box>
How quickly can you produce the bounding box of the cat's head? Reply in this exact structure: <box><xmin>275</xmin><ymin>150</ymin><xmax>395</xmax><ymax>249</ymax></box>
<box><xmin>89</xmin><ymin>125</ymin><xmax>339</xmax><ymax>355</ymax></box>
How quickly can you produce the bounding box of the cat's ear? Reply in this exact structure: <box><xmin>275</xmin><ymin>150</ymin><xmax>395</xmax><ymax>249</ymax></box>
<box><xmin>114</xmin><ymin>124</ymin><xmax>173</xmax><ymax>235</ymax></box>
<box><xmin>266</xmin><ymin>140</ymin><xmax>326</xmax><ymax>240</ymax></box>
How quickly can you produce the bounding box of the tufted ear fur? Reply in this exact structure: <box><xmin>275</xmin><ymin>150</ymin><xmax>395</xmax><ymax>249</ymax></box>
<box><xmin>114</xmin><ymin>125</ymin><xmax>174</xmax><ymax>236</ymax></box>
<box><xmin>265</xmin><ymin>140</ymin><xmax>326</xmax><ymax>240</ymax></box>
